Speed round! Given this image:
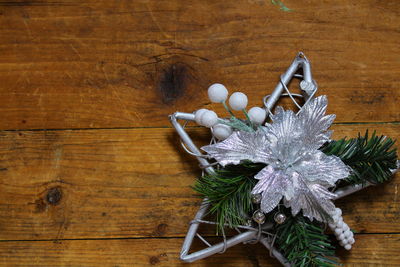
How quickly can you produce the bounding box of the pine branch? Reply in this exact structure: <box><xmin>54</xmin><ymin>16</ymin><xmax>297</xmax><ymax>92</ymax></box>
<box><xmin>321</xmin><ymin>130</ymin><xmax>397</xmax><ymax>185</ymax></box>
<box><xmin>275</xmin><ymin>211</ymin><xmax>338</xmax><ymax>267</ymax></box>
<box><xmin>193</xmin><ymin>162</ymin><xmax>266</xmax><ymax>232</ymax></box>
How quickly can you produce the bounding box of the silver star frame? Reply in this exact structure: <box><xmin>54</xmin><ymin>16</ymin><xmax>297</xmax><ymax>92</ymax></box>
<box><xmin>169</xmin><ymin>52</ymin><xmax>398</xmax><ymax>265</ymax></box>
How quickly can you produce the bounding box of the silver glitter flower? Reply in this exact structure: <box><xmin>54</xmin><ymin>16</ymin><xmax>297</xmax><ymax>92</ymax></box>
<box><xmin>202</xmin><ymin>96</ymin><xmax>350</xmax><ymax>222</ymax></box>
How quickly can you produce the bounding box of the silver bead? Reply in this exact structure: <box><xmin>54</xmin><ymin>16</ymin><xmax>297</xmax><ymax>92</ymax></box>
<box><xmin>252</xmin><ymin>210</ymin><xmax>266</xmax><ymax>224</ymax></box>
<box><xmin>251</xmin><ymin>193</ymin><xmax>262</xmax><ymax>204</ymax></box>
<box><xmin>300</xmin><ymin>80</ymin><xmax>316</xmax><ymax>93</ymax></box>
<box><xmin>244</xmin><ymin>219</ymin><xmax>253</xmax><ymax>227</ymax></box>
<box><xmin>274</xmin><ymin>213</ymin><xmax>287</xmax><ymax>224</ymax></box>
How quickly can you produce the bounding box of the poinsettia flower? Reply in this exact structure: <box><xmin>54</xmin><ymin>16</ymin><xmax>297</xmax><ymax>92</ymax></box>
<box><xmin>202</xmin><ymin>96</ymin><xmax>350</xmax><ymax>222</ymax></box>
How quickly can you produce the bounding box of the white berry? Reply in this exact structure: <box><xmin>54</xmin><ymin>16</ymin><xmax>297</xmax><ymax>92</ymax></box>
<box><xmin>338</xmin><ymin>233</ymin><xmax>345</xmax><ymax>240</ymax></box>
<box><xmin>336</xmin><ymin>221</ymin><xmax>344</xmax><ymax>229</ymax></box>
<box><xmin>248</xmin><ymin>107</ymin><xmax>267</xmax><ymax>124</ymax></box>
<box><xmin>332</xmin><ymin>215</ymin><xmax>339</xmax><ymax>222</ymax></box>
<box><xmin>208</xmin><ymin>83</ymin><xmax>228</xmax><ymax>103</ymax></box>
<box><xmin>344</xmin><ymin>244</ymin><xmax>352</xmax><ymax>250</ymax></box>
<box><xmin>345</xmin><ymin>230</ymin><xmax>352</xmax><ymax>238</ymax></box>
<box><xmin>229</xmin><ymin>92</ymin><xmax>248</xmax><ymax>111</ymax></box>
<box><xmin>335</xmin><ymin>208</ymin><xmax>342</xmax><ymax>216</ymax></box>
<box><xmin>343</xmin><ymin>224</ymin><xmax>350</xmax><ymax>232</ymax></box>
<box><xmin>200</xmin><ymin>110</ymin><xmax>218</xmax><ymax>128</ymax></box>
<box><xmin>195</xmin><ymin>109</ymin><xmax>208</xmax><ymax>125</ymax></box>
<box><xmin>348</xmin><ymin>237</ymin><xmax>355</xmax><ymax>244</ymax></box>
<box><xmin>334</xmin><ymin>228</ymin><xmax>343</xmax><ymax>235</ymax></box>
<box><xmin>212</xmin><ymin>124</ymin><xmax>233</xmax><ymax>140</ymax></box>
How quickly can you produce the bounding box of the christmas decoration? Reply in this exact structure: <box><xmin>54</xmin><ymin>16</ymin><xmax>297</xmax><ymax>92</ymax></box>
<box><xmin>203</xmin><ymin>95</ymin><xmax>350</xmax><ymax>223</ymax></box>
<box><xmin>169</xmin><ymin>53</ymin><xmax>399</xmax><ymax>266</ymax></box>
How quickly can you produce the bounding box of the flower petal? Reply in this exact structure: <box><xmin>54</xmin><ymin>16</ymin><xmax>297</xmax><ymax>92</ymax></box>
<box><xmin>252</xmin><ymin>166</ymin><xmax>290</xmax><ymax>213</ymax></box>
<box><xmin>264</xmin><ymin>108</ymin><xmax>304</xmax><ymax>163</ymax></box>
<box><xmin>284</xmin><ymin>173</ymin><xmax>337</xmax><ymax>222</ymax></box>
<box><xmin>298</xmin><ymin>95</ymin><xmax>335</xmax><ymax>150</ymax></box>
<box><xmin>266</xmin><ymin>107</ymin><xmax>301</xmax><ymax>146</ymax></box>
<box><xmin>201</xmin><ymin>129</ymin><xmax>270</xmax><ymax>166</ymax></box>
<box><xmin>294</xmin><ymin>150</ymin><xmax>350</xmax><ymax>186</ymax></box>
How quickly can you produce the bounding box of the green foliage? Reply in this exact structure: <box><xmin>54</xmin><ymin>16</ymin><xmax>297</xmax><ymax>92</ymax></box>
<box><xmin>218</xmin><ymin>117</ymin><xmax>255</xmax><ymax>132</ymax></box>
<box><xmin>271</xmin><ymin>0</ymin><xmax>292</xmax><ymax>12</ymax></box>
<box><xmin>275</xmin><ymin>212</ymin><xmax>338</xmax><ymax>267</ymax></box>
<box><xmin>219</xmin><ymin>101</ymin><xmax>256</xmax><ymax>132</ymax></box>
<box><xmin>193</xmin><ymin>162</ymin><xmax>266</xmax><ymax>232</ymax></box>
<box><xmin>321</xmin><ymin>131</ymin><xmax>397</xmax><ymax>185</ymax></box>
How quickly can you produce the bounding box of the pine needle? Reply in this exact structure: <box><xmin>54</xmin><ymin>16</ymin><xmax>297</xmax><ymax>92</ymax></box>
<box><xmin>275</xmin><ymin>212</ymin><xmax>339</xmax><ymax>267</ymax></box>
<box><xmin>321</xmin><ymin>130</ymin><xmax>397</xmax><ymax>185</ymax></box>
<box><xmin>193</xmin><ymin>162</ymin><xmax>266</xmax><ymax>232</ymax></box>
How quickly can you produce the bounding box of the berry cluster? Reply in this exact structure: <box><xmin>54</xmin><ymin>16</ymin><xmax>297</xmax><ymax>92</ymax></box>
<box><xmin>194</xmin><ymin>83</ymin><xmax>267</xmax><ymax>140</ymax></box>
<box><xmin>329</xmin><ymin>208</ymin><xmax>355</xmax><ymax>250</ymax></box>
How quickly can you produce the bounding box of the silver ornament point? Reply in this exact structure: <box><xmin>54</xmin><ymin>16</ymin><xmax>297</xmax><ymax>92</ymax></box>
<box><xmin>252</xmin><ymin>210</ymin><xmax>266</xmax><ymax>224</ymax></box>
<box><xmin>274</xmin><ymin>213</ymin><xmax>287</xmax><ymax>224</ymax></box>
<box><xmin>251</xmin><ymin>193</ymin><xmax>262</xmax><ymax>204</ymax></box>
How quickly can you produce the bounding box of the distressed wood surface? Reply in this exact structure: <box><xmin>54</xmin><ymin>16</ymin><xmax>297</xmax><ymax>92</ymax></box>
<box><xmin>0</xmin><ymin>234</ymin><xmax>399</xmax><ymax>266</ymax></box>
<box><xmin>0</xmin><ymin>0</ymin><xmax>399</xmax><ymax>130</ymax></box>
<box><xmin>0</xmin><ymin>125</ymin><xmax>399</xmax><ymax>241</ymax></box>
<box><xmin>0</xmin><ymin>0</ymin><xmax>399</xmax><ymax>266</ymax></box>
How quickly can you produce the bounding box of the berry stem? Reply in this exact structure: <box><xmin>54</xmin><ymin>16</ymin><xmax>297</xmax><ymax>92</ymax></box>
<box><xmin>222</xmin><ymin>101</ymin><xmax>235</xmax><ymax>117</ymax></box>
<box><xmin>242</xmin><ymin>109</ymin><xmax>254</xmax><ymax>129</ymax></box>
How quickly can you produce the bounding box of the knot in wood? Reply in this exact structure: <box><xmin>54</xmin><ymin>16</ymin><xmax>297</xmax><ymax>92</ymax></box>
<box><xmin>159</xmin><ymin>63</ymin><xmax>189</xmax><ymax>104</ymax></box>
<box><xmin>46</xmin><ymin>187</ymin><xmax>62</xmax><ymax>205</ymax></box>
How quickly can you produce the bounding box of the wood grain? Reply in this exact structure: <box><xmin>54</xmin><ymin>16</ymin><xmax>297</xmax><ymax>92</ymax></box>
<box><xmin>0</xmin><ymin>234</ymin><xmax>399</xmax><ymax>266</ymax></box>
<box><xmin>0</xmin><ymin>124</ymin><xmax>398</xmax><ymax>241</ymax></box>
<box><xmin>0</xmin><ymin>0</ymin><xmax>399</xmax><ymax>130</ymax></box>
<box><xmin>0</xmin><ymin>0</ymin><xmax>399</xmax><ymax>265</ymax></box>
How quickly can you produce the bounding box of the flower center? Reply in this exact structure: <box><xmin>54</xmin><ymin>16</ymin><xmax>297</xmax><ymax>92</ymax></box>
<box><xmin>274</xmin><ymin>153</ymin><xmax>304</xmax><ymax>173</ymax></box>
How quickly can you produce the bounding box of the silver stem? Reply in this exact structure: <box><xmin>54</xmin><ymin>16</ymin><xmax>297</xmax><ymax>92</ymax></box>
<box><xmin>334</xmin><ymin>163</ymin><xmax>399</xmax><ymax>200</ymax></box>
<box><xmin>180</xmin><ymin>231</ymin><xmax>257</xmax><ymax>262</ymax></box>
<box><xmin>259</xmin><ymin>238</ymin><xmax>291</xmax><ymax>267</ymax></box>
<box><xmin>265</xmin><ymin>52</ymin><xmax>313</xmax><ymax>112</ymax></box>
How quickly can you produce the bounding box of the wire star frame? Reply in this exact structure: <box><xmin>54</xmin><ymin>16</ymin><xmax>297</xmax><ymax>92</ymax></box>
<box><xmin>169</xmin><ymin>52</ymin><xmax>399</xmax><ymax>265</ymax></box>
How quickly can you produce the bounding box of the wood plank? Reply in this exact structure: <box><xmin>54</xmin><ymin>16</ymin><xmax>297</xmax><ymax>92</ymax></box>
<box><xmin>0</xmin><ymin>124</ymin><xmax>399</xmax><ymax>240</ymax></box>
<box><xmin>0</xmin><ymin>0</ymin><xmax>399</xmax><ymax>130</ymax></box>
<box><xmin>0</xmin><ymin>234</ymin><xmax>399</xmax><ymax>266</ymax></box>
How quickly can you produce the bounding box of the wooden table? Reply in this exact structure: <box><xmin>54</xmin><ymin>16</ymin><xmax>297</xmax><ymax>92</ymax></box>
<box><xmin>0</xmin><ymin>0</ymin><xmax>399</xmax><ymax>266</ymax></box>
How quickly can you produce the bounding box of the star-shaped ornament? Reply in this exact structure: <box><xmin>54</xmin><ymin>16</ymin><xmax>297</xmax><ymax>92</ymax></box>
<box><xmin>169</xmin><ymin>53</ymin><xmax>399</xmax><ymax>265</ymax></box>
